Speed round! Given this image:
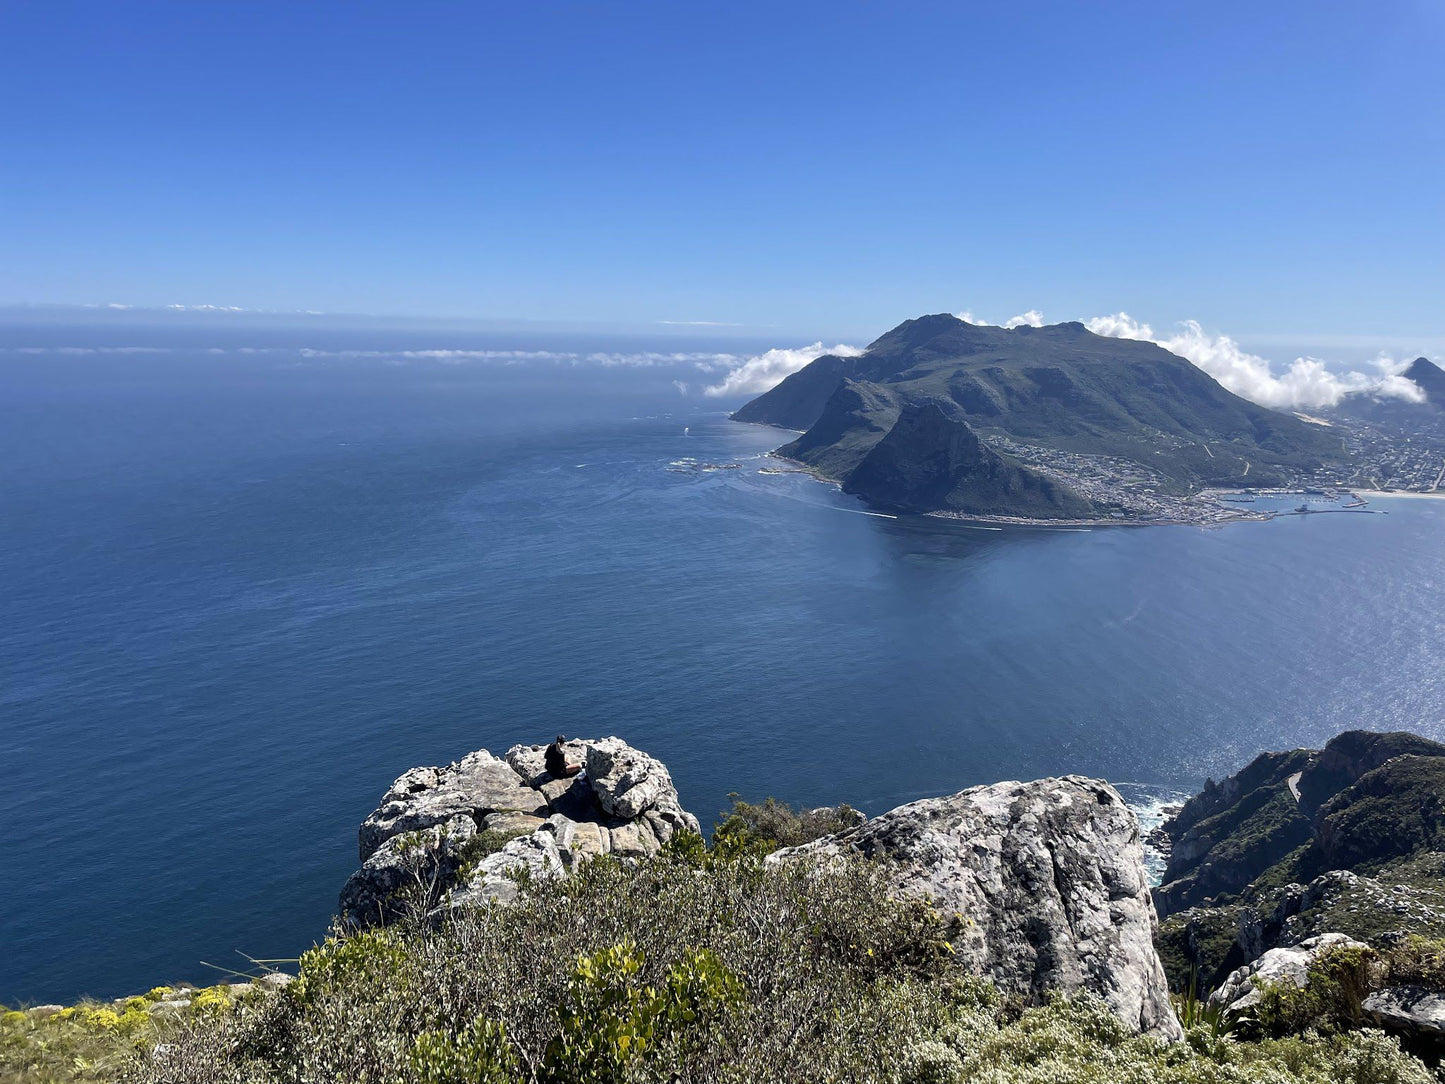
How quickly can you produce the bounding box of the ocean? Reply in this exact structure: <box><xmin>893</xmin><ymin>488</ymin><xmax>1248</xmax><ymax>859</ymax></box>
<box><xmin>4</xmin><ymin>322</ymin><xmax>1444</xmax><ymax>1005</ymax></box>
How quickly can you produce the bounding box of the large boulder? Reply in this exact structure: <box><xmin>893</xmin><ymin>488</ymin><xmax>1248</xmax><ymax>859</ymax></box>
<box><xmin>584</xmin><ymin>736</ymin><xmax>700</xmax><ymax>837</ymax></box>
<box><xmin>773</xmin><ymin>775</ymin><xmax>1182</xmax><ymax>1040</ymax></box>
<box><xmin>342</xmin><ymin>737</ymin><xmax>698</xmax><ymax>926</ymax></box>
<box><xmin>441</xmin><ymin>830</ymin><xmax>566</xmax><ymax>910</ymax></box>
<box><xmin>1365</xmin><ymin>987</ymin><xmax>1445</xmax><ymax>1052</ymax></box>
<box><xmin>1209</xmin><ymin>932</ymin><xmax>1367</xmax><ymax>1017</ymax></box>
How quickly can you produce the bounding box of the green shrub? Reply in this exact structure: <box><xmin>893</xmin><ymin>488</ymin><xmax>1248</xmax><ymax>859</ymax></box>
<box><xmin>455</xmin><ymin>828</ymin><xmax>533</xmax><ymax>880</ymax></box>
<box><xmin>713</xmin><ymin>794</ymin><xmax>862</xmax><ymax>852</ymax></box>
<box><xmin>117</xmin><ymin>845</ymin><xmax>1436</xmax><ymax>1084</ymax></box>
<box><xmin>1251</xmin><ymin>944</ymin><xmax>1376</xmax><ymax>1038</ymax></box>
<box><xmin>411</xmin><ymin>1016</ymin><xmax>518</xmax><ymax>1084</ymax></box>
<box><xmin>1381</xmin><ymin>935</ymin><xmax>1445</xmax><ymax>989</ymax></box>
<box><xmin>900</xmin><ymin>1039</ymin><xmax>965</xmax><ymax>1084</ymax></box>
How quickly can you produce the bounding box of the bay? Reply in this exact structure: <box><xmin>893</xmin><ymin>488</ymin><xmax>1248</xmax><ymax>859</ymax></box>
<box><xmin>3</xmin><ymin>327</ymin><xmax>1443</xmax><ymax>1004</ymax></box>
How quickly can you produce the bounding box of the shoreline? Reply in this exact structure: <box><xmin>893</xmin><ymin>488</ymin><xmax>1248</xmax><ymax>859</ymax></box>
<box><xmin>754</xmin><ymin>448</ymin><xmax>1273</xmax><ymax>530</ymax></box>
<box><xmin>1349</xmin><ymin>488</ymin><xmax>1445</xmax><ymax>500</ymax></box>
<box><xmin>736</xmin><ymin>418</ymin><xmax>1428</xmax><ymax>529</ymax></box>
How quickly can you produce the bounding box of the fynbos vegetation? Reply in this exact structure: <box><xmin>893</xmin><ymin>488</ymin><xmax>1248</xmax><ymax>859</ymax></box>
<box><xmin>90</xmin><ymin>837</ymin><xmax>1434</xmax><ymax>1084</ymax></box>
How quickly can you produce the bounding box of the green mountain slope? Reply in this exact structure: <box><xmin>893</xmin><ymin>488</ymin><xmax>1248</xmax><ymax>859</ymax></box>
<box><xmin>736</xmin><ymin>314</ymin><xmax>1346</xmax><ymax>515</ymax></box>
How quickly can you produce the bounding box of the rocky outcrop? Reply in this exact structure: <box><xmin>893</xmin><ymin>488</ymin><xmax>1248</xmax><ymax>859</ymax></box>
<box><xmin>1210</xmin><ymin>933</ymin><xmax>1367</xmax><ymax>1017</ymax></box>
<box><xmin>1155</xmin><ymin>730</ymin><xmax>1445</xmax><ymax>918</ymax></box>
<box><xmin>1365</xmin><ymin>987</ymin><xmax>1445</xmax><ymax>1051</ymax></box>
<box><xmin>341</xmin><ymin>814</ymin><xmax>478</xmax><ymax>927</ymax></box>
<box><xmin>772</xmin><ymin>775</ymin><xmax>1183</xmax><ymax>1040</ymax></box>
<box><xmin>341</xmin><ymin>737</ymin><xmax>699</xmax><ymax>927</ymax></box>
<box><xmin>357</xmin><ymin>750</ymin><xmax>547</xmax><ymax>862</ymax></box>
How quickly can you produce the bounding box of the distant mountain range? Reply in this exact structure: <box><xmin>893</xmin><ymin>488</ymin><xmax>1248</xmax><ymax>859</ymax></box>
<box><xmin>734</xmin><ymin>314</ymin><xmax>1346</xmax><ymax>518</ymax></box>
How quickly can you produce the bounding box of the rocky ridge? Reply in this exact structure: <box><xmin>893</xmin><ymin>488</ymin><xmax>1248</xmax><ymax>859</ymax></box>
<box><xmin>1150</xmin><ymin>728</ymin><xmax>1445</xmax><ymax>1051</ymax></box>
<box><xmin>342</xmin><ymin>743</ymin><xmax>1185</xmax><ymax>1037</ymax></box>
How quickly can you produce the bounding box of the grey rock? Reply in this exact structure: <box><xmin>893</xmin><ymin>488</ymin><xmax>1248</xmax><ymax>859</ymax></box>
<box><xmin>256</xmin><ymin>972</ymin><xmax>294</xmax><ymax>990</ymax></box>
<box><xmin>341</xmin><ymin>814</ymin><xmax>477</xmax><ymax>927</ymax></box>
<box><xmin>607</xmin><ymin>819</ymin><xmax>662</xmax><ymax>859</ymax></box>
<box><xmin>773</xmin><ymin>775</ymin><xmax>1182</xmax><ymax>1040</ymax></box>
<box><xmin>1210</xmin><ymin>933</ymin><xmax>1367</xmax><ymax>1016</ymax></box>
<box><xmin>549</xmin><ymin>814</ymin><xmax>610</xmax><ymax>870</ymax></box>
<box><xmin>483</xmin><ymin>811</ymin><xmax>548</xmax><ymax>835</ymax></box>
<box><xmin>346</xmin><ymin>737</ymin><xmax>697</xmax><ymax>923</ymax></box>
<box><xmin>1365</xmin><ymin>986</ymin><xmax>1445</xmax><ymax>1048</ymax></box>
<box><xmin>506</xmin><ymin>740</ymin><xmax>587</xmax><ymax>784</ymax></box>
<box><xmin>358</xmin><ymin>750</ymin><xmax>546</xmax><ymax>861</ymax></box>
<box><xmin>149</xmin><ymin>999</ymin><xmax>190</xmax><ymax>1015</ymax></box>
<box><xmin>544</xmin><ymin>773</ymin><xmax>604</xmax><ymax>820</ymax></box>
<box><xmin>442</xmin><ymin>829</ymin><xmax>565</xmax><ymax>910</ymax></box>
<box><xmin>586</xmin><ymin>736</ymin><xmax>699</xmax><ymax>833</ymax></box>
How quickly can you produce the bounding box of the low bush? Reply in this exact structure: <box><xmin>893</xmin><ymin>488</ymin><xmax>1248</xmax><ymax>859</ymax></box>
<box><xmin>1381</xmin><ymin>935</ymin><xmax>1445</xmax><ymax>989</ymax></box>
<box><xmin>712</xmin><ymin>794</ymin><xmax>862</xmax><ymax>852</ymax></box>
<box><xmin>1251</xmin><ymin>943</ymin><xmax>1377</xmax><ymax>1038</ymax></box>
<box><xmin>117</xmin><ymin>842</ymin><xmax>1436</xmax><ymax>1084</ymax></box>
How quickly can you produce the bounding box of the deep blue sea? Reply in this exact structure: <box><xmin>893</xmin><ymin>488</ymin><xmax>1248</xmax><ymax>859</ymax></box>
<box><xmin>4</xmin><ymin>322</ymin><xmax>1445</xmax><ymax>1005</ymax></box>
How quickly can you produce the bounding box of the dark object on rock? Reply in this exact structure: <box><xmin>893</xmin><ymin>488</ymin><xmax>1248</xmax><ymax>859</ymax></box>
<box><xmin>545</xmin><ymin>734</ymin><xmax>582</xmax><ymax>778</ymax></box>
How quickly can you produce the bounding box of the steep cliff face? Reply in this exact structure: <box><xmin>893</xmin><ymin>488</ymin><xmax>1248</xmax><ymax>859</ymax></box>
<box><xmin>1156</xmin><ymin>730</ymin><xmax>1445</xmax><ymax>918</ymax></box>
<box><xmin>841</xmin><ymin>399</ymin><xmax>1094</xmax><ymax>518</ymax></box>
<box><xmin>1154</xmin><ymin>729</ymin><xmax>1445</xmax><ymax>1006</ymax></box>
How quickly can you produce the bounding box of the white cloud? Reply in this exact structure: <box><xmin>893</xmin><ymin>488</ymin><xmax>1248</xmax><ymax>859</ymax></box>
<box><xmin>585</xmin><ymin>351</ymin><xmax>740</xmax><ymax>368</ymax></box>
<box><xmin>702</xmin><ymin>341</ymin><xmax>863</xmax><ymax>398</ymax></box>
<box><xmin>1086</xmin><ymin>312</ymin><xmax>1425</xmax><ymax>409</ymax></box>
<box><xmin>1004</xmin><ymin>309</ymin><xmax>1045</xmax><ymax>328</ymax></box>
<box><xmin>14</xmin><ymin>345</ymin><xmax>173</xmax><ymax>355</ymax></box>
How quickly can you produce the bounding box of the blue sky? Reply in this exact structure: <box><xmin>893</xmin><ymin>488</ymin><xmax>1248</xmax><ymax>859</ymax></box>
<box><xmin>2</xmin><ymin>1</ymin><xmax>1442</xmax><ymax>343</ymax></box>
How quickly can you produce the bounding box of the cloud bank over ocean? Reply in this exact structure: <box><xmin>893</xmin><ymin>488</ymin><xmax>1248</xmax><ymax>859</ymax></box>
<box><xmin>6</xmin><ymin>313</ymin><xmax>1430</xmax><ymax>415</ymax></box>
<box><xmin>701</xmin><ymin>342</ymin><xmax>864</xmax><ymax>398</ymax></box>
<box><xmin>1081</xmin><ymin>312</ymin><xmax>1425</xmax><ymax>411</ymax></box>
<box><xmin>698</xmin><ymin>312</ymin><xmax>1429</xmax><ymax>413</ymax></box>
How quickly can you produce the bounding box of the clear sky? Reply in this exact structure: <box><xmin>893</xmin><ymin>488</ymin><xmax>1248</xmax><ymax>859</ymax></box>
<box><xmin>2</xmin><ymin>1</ymin><xmax>1441</xmax><ymax>342</ymax></box>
